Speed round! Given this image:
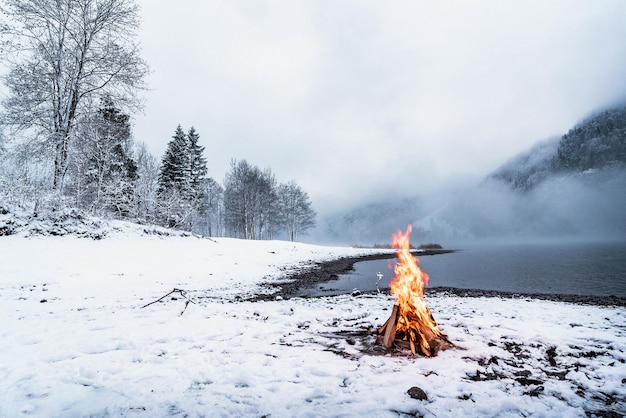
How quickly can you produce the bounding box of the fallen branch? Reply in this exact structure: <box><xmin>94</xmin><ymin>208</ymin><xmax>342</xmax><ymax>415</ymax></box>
<box><xmin>141</xmin><ymin>288</ymin><xmax>197</xmax><ymax>315</ymax></box>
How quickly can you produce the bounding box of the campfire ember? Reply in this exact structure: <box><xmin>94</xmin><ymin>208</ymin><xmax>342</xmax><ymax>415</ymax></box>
<box><xmin>377</xmin><ymin>225</ymin><xmax>452</xmax><ymax>356</ymax></box>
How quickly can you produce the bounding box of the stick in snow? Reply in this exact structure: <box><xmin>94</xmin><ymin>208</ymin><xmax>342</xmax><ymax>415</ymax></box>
<box><xmin>140</xmin><ymin>288</ymin><xmax>196</xmax><ymax>316</ymax></box>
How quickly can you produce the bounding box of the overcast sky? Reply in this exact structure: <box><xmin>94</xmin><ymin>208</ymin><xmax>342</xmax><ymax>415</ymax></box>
<box><xmin>134</xmin><ymin>0</ymin><xmax>626</xmax><ymax>215</ymax></box>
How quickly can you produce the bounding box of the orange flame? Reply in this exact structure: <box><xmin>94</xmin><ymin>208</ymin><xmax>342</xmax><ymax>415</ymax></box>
<box><xmin>389</xmin><ymin>225</ymin><xmax>443</xmax><ymax>355</ymax></box>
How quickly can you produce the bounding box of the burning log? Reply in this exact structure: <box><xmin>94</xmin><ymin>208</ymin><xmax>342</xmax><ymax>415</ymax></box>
<box><xmin>379</xmin><ymin>304</ymin><xmax>398</xmax><ymax>348</ymax></box>
<box><xmin>377</xmin><ymin>225</ymin><xmax>452</xmax><ymax>356</ymax></box>
<box><xmin>377</xmin><ymin>303</ymin><xmax>450</xmax><ymax>356</ymax></box>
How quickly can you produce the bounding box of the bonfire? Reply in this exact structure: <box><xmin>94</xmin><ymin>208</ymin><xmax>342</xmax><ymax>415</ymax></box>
<box><xmin>377</xmin><ymin>225</ymin><xmax>452</xmax><ymax>356</ymax></box>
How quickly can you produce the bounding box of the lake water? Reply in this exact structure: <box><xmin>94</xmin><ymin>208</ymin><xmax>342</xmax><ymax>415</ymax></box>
<box><xmin>299</xmin><ymin>241</ymin><xmax>626</xmax><ymax>298</ymax></box>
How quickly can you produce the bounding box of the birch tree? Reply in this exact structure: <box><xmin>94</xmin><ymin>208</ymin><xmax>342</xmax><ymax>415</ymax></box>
<box><xmin>134</xmin><ymin>142</ymin><xmax>159</xmax><ymax>223</ymax></box>
<box><xmin>0</xmin><ymin>0</ymin><xmax>149</xmax><ymax>191</ymax></box>
<box><xmin>223</xmin><ymin>160</ymin><xmax>277</xmax><ymax>240</ymax></box>
<box><xmin>277</xmin><ymin>180</ymin><xmax>316</xmax><ymax>241</ymax></box>
<box><xmin>196</xmin><ymin>177</ymin><xmax>223</xmax><ymax>237</ymax></box>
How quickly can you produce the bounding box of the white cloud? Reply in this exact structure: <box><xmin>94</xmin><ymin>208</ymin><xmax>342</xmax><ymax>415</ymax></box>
<box><xmin>134</xmin><ymin>0</ymin><xmax>626</xmax><ymax>215</ymax></box>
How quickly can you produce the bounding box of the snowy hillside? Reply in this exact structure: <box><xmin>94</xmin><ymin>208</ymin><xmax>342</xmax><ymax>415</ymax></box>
<box><xmin>319</xmin><ymin>105</ymin><xmax>626</xmax><ymax>244</ymax></box>
<box><xmin>491</xmin><ymin>105</ymin><xmax>626</xmax><ymax>190</ymax></box>
<box><xmin>1</xmin><ymin>228</ymin><xmax>624</xmax><ymax>417</ymax></box>
<box><xmin>489</xmin><ymin>137</ymin><xmax>561</xmax><ymax>190</ymax></box>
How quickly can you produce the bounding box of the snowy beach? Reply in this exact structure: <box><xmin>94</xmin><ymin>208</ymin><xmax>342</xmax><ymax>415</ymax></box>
<box><xmin>1</xmin><ymin>228</ymin><xmax>625</xmax><ymax>417</ymax></box>
<box><xmin>1</xmin><ymin>1</ymin><xmax>625</xmax><ymax>416</ymax></box>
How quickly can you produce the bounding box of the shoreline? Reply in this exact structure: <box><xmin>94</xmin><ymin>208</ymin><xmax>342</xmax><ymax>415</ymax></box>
<box><xmin>250</xmin><ymin>249</ymin><xmax>453</xmax><ymax>301</ymax></box>
<box><xmin>253</xmin><ymin>250</ymin><xmax>626</xmax><ymax>307</ymax></box>
<box><xmin>424</xmin><ymin>286</ymin><xmax>626</xmax><ymax>307</ymax></box>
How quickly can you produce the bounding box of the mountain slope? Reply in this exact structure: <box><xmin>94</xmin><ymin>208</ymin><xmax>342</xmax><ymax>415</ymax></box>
<box><xmin>320</xmin><ymin>105</ymin><xmax>626</xmax><ymax>243</ymax></box>
<box><xmin>491</xmin><ymin>105</ymin><xmax>626</xmax><ymax>189</ymax></box>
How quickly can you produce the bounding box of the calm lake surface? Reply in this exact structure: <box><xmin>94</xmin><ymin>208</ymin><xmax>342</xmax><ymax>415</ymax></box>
<box><xmin>299</xmin><ymin>241</ymin><xmax>626</xmax><ymax>298</ymax></box>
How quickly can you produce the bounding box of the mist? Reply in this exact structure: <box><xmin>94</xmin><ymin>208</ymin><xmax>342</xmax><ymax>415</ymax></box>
<box><xmin>312</xmin><ymin>167</ymin><xmax>626</xmax><ymax>247</ymax></box>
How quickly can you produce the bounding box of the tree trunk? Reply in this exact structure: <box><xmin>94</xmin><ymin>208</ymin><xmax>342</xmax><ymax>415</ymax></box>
<box><xmin>53</xmin><ymin>135</ymin><xmax>69</xmax><ymax>190</ymax></box>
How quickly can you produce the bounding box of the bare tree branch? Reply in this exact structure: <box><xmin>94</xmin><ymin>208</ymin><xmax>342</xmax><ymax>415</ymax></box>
<box><xmin>0</xmin><ymin>0</ymin><xmax>149</xmax><ymax>190</ymax></box>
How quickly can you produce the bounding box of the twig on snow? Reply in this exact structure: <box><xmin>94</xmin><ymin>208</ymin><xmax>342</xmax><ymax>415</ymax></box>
<box><xmin>141</xmin><ymin>288</ymin><xmax>197</xmax><ymax>316</ymax></box>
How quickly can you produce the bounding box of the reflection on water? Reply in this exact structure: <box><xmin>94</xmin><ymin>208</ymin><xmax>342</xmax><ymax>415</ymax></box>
<box><xmin>298</xmin><ymin>241</ymin><xmax>626</xmax><ymax>297</ymax></box>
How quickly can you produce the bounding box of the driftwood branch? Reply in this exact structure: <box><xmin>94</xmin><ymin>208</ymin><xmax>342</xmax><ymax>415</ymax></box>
<box><xmin>141</xmin><ymin>288</ymin><xmax>197</xmax><ymax>315</ymax></box>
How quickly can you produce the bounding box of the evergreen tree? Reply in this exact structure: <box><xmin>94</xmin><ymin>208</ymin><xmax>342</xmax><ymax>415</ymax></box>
<box><xmin>95</xmin><ymin>97</ymin><xmax>138</xmax><ymax>217</ymax></box>
<box><xmin>158</xmin><ymin>125</ymin><xmax>189</xmax><ymax>194</ymax></box>
<box><xmin>185</xmin><ymin>126</ymin><xmax>208</xmax><ymax>230</ymax></box>
<box><xmin>187</xmin><ymin>127</ymin><xmax>208</xmax><ymax>193</ymax></box>
<box><xmin>157</xmin><ymin>125</ymin><xmax>208</xmax><ymax>230</ymax></box>
<box><xmin>67</xmin><ymin>96</ymin><xmax>137</xmax><ymax>217</ymax></box>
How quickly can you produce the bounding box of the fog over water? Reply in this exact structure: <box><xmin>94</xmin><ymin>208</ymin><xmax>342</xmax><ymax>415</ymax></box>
<box><xmin>419</xmin><ymin>169</ymin><xmax>626</xmax><ymax>244</ymax></box>
<box><xmin>313</xmin><ymin>167</ymin><xmax>626</xmax><ymax>246</ymax></box>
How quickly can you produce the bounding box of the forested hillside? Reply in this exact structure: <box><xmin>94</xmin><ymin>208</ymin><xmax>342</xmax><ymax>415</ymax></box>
<box><xmin>320</xmin><ymin>105</ymin><xmax>626</xmax><ymax>244</ymax></box>
<box><xmin>492</xmin><ymin>105</ymin><xmax>626</xmax><ymax>189</ymax></box>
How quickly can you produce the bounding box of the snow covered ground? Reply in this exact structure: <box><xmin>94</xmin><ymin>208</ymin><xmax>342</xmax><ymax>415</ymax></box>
<box><xmin>1</xmin><ymin>225</ymin><xmax>625</xmax><ymax>417</ymax></box>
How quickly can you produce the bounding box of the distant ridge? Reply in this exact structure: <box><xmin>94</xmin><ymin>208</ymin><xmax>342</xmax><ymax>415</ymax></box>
<box><xmin>319</xmin><ymin>104</ymin><xmax>626</xmax><ymax>243</ymax></box>
<box><xmin>491</xmin><ymin>105</ymin><xmax>626</xmax><ymax>189</ymax></box>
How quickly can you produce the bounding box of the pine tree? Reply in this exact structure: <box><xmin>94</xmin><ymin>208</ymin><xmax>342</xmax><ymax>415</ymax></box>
<box><xmin>67</xmin><ymin>96</ymin><xmax>137</xmax><ymax>217</ymax></box>
<box><xmin>187</xmin><ymin>127</ymin><xmax>208</xmax><ymax>192</ymax></box>
<box><xmin>185</xmin><ymin>126</ymin><xmax>208</xmax><ymax>230</ymax></box>
<box><xmin>157</xmin><ymin>125</ymin><xmax>208</xmax><ymax>230</ymax></box>
<box><xmin>158</xmin><ymin>125</ymin><xmax>189</xmax><ymax>194</ymax></box>
<box><xmin>96</xmin><ymin>97</ymin><xmax>138</xmax><ymax>217</ymax></box>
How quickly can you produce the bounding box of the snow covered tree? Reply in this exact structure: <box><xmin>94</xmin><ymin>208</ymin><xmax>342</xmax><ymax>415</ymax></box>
<box><xmin>555</xmin><ymin>106</ymin><xmax>626</xmax><ymax>171</ymax></box>
<box><xmin>223</xmin><ymin>159</ymin><xmax>254</xmax><ymax>238</ymax></box>
<box><xmin>157</xmin><ymin>125</ymin><xmax>191</xmax><ymax>228</ymax></box>
<box><xmin>157</xmin><ymin>125</ymin><xmax>208</xmax><ymax>230</ymax></box>
<box><xmin>262</xmin><ymin>170</ymin><xmax>279</xmax><ymax>239</ymax></box>
<box><xmin>158</xmin><ymin>125</ymin><xmax>189</xmax><ymax>195</ymax></box>
<box><xmin>223</xmin><ymin>159</ymin><xmax>278</xmax><ymax>239</ymax></box>
<box><xmin>0</xmin><ymin>0</ymin><xmax>149</xmax><ymax>191</ymax></box>
<box><xmin>196</xmin><ymin>177</ymin><xmax>224</xmax><ymax>237</ymax></box>
<box><xmin>276</xmin><ymin>181</ymin><xmax>316</xmax><ymax>241</ymax></box>
<box><xmin>187</xmin><ymin>127</ymin><xmax>208</xmax><ymax>193</ymax></box>
<box><xmin>67</xmin><ymin>97</ymin><xmax>137</xmax><ymax>217</ymax></box>
<box><xmin>0</xmin><ymin>139</ymin><xmax>54</xmax><ymax>209</ymax></box>
<box><xmin>134</xmin><ymin>142</ymin><xmax>160</xmax><ymax>223</ymax></box>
